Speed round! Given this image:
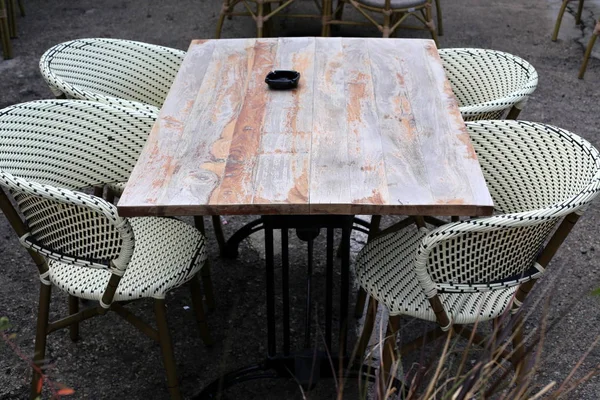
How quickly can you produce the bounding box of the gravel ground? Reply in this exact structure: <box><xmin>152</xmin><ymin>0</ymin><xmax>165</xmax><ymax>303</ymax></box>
<box><xmin>1</xmin><ymin>0</ymin><xmax>600</xmax><ymax>399</ymax></box>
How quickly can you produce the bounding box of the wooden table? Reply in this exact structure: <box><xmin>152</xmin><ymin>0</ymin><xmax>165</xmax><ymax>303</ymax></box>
<box><xmin>117</xmin><ymin>37</ymin><xmax>494</xmax><ymax>398</ymax></box>
<box><xmin>117</xmin><ymin>37</ymin><xmax>493</xmax><ymax>218</ymax></box>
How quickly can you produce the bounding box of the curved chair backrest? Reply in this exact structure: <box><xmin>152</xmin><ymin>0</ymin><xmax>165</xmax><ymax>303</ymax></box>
<box><xmin>414</xmin><ymin>121</ymin><xmax>600</xmax><ymax>298</ymax></box>
<box><xmin>0</xmin><ymin>100</ymin><xmax>155</xmax><ymax>282</ymax></box>
<box><xmin>438</xmin><ymin>49</ymin><xmax>538</xmax><ymax>121</ymax></box>
<box><xmin>39</xmin><ymin>38</ymin><xmax>185</xmax><ymax>114</ymax></box>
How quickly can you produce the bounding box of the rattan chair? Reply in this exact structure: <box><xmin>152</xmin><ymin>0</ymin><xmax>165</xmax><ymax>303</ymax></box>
<box><xmin>39</xmin><ymin>38</ymin><xmax>184</xmax><ymax>114</ymax></box>
<box><xmin>354</xmin><ymin>120</ymin><xmax>600</xmax><ymax>387</ymax></box>
<box><xmin>39</xmin><ymin>38</ymin><xmax>227</xmax><ymax>252</ymax></box>
<box><xmin>321</xmin><ymin>0</ymin><xmax>437</xmax><ymax>42</ymax></box>
<box><xmin>438</xmin><ymin>48</ymin><xmax>538</xmax><ymax>121</ymax></box>
<box><xmin>216</xmin><ymin>0</ymin><xmax>323</xmax><ymax>38</ymax></box>
<box><xmin>0</xmin><ymin>100</ymin><xmax>215</xmax><ymax>400</ymax></box>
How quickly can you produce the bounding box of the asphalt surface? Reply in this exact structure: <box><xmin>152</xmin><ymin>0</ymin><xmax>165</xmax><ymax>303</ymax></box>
<box><xmin>1</xmin><ymin>0</ymin><xmax>600</xmax><ymax>399</ymax></box>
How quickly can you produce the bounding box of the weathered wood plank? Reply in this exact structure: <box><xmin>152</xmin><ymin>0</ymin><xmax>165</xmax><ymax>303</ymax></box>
<box><xmin>398</xmin><ymin>39</ymin><xmax>482</xmax><ymax>207</ymax></box>
<box><xmin>215</xmin><ymin>39</ymin><xmax>279</xmax><ymax>211</ymax></box>
<box><xmin>366</xmin><ymin>38</ymin><xmax>434</xmax><ymax>210</ymax></box>
<box><xmin>309</xmin><ymin>37</ymin><xmax>352</xmax><ymax>214</ymax></box>
<box><xmin>252</xmin><ymin>37</ymin><xmax>315</xmax><ymax>211</ymax></box>
<box><xmin>119</xmin><ymin>39</ymin><xmax>217</xmax><ymax>211</ymax></box>
<box><xmin>341</xmin><ymin>38</ymin><xmax>389</xmax><ymax>215</ymax></box>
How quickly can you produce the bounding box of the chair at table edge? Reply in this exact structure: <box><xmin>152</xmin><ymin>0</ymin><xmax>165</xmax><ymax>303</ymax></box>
<box><xmin>552</xmin><ymin>0</ymin><xmax>599</xmax><ymax>79</ymax></box>
<box><xmin>0</xmin><ymin>100</ymin><xmax>215</xmax><ymax>400</ymax></box>
<box><xmin>38</xmin><ymin>37</ymin><xmax>227</xmax><ymax>255</ymax></box>
<box><xmin>438</xmin><ymin>48</ymin><xmax>539</xmax><ymax>121</ymax></box>
<box><xmin>321</xmin><ymin>0</ymin><xmax>438</xmax><ymax>44</ymax></box>
<box><xmin>354</xmin><ymin>120</ymin><xmax>600</xmax><ymax>385</ymax></box>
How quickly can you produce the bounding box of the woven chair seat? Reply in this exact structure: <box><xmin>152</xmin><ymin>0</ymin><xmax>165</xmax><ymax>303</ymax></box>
<box><xmin>438</xmin><ymin>48</ymin><xmax>538</xmax><ymax>120</ymax></box>
<box><xmin>39</xmin><ymin>38</ymin><xmax>184</xmax><ymax>114</ymax></box>
<box><xmin>356</xmin><ymin>0</ymin><xmax>428</xmax><ymax>9</ymax></box>
<box><xmin>355</xmin><ymin>120</ymin><xmax>600</xmax><ymax>329</ymax></box>
<box><xmin>48</xmin><ymin>217</ymin><xmax>206</xmax><ymax>302</ymax></box>
<box><xmin>356</xmin><ymin>225</ymin><xmax>517</xmax><ymax>324</ymax></box>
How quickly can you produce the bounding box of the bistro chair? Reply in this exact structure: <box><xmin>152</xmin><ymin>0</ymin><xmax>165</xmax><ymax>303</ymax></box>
<box><xmin>438</xmin><ymin>48</ymin><xmax>538</xmax><ymax>121</ymax></box>
<box><xmin>39</xmin><ymin>38</ymin><xmax>227</xmax><ymax>252</ymax></box>
<box><xmin>0</xmin><ymin>100</ymin><xmax>215</xmax><ymax>400</ymax></box>
<box><xmin>552</xmin><ymin>0</ymin><xmax>599</xmax><ymax>79</ymax></box>
<box><xmin>38</xmin><ymin>38</ymin><xmax>184</xmax><ymax>114</ymax></box>
<box><xmin>216</xmin><ymin>0</ymin><xmax>323</xmax><ymax>38</ymax></box>
<box><xmin>321</xmin><ymin>0</ymin><xmax>438</xmax><ymax>43</ymax></box>
<box><xmin>354</xmin><ymin>120</ymin><xmax>600</xmax><ymax>387</ymax></box>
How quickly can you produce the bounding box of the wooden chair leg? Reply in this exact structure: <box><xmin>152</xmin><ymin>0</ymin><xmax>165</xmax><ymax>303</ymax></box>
<box><xmin>354</xmin><ymin>288</ymin><xmax>368</xmax><ymax>318</ymax></box>
<box><xmin>68</xmin><ymin>295</ymin><xmax>80</xmax><ymax>342</ymax></box>
<box><xmin>435</xmin><ymin>0</ymin><xmax>443</xmax><ymax>36</ymax></box>
<box><xmin>552</xmin><ymin>0</ymin><xmax>570</xmax><ymax>41</ymax></box>
<box><xmin>506</xmin><ymin>105</ymin><xmax>522</xmax><ymax>120</ymax></box>
<box><xmin>356</xmin><ymin>296</ymin><xmax>378</xmax><ymax>360</ymax></box>
<box><xmin>0</xmin><ymin>0</ymin><xmax>13</xmax><ymax>59</ymax></box>
<box><xmin>190</xmin><ymin>276</ymin><xmax>214</xmax><ymax>346</ymax></box>
<box><xmin>93</xmin><ymin>185</ymin><xmax>104</xmax><ymax>198</ymax></box>
<box><xmin>30</xmin><ymin>284</ymin><xmax>51</xmax><ymax>400</ymax></box>
<box><xmin>154</xmin><ymin>299</ymin><xmax>182</xmax><ymax>400</ymax></box>
<box><xmin>6</xmin><ymin>0</ymin><xmax>15</xmax><ymax>38</ymax></box>
<box><xmin>380</xmin><ymin>315</ymin><xmax>401</xmax><ymax>394</ymax></box>
<box><xmin>105</xmin><ymin>188</ymin><xmax>116</xmax><ymax>204</ymax></box>
<box><xmin>511</xmin><ymin>312</ymin><xmax>526</xmax><ymax>384</ymax></box>
<box><xmin>215</xmin><ymin>0</ymin><xmax>229</xmax><ymax>38</ymax></box>
<box><xmin>579</xmin><ymin>22</ymin><xmax>599</xmax><ymax>79</ymax></box>
<box><xmin>17</xmin><ymin>0</ymin><xmax>23</xmax><ymax>16</ymax></box>
<box><xmin>576</xmin><ymin>0</ymin><xmax>584</xmax><ymax>25</ymax></box>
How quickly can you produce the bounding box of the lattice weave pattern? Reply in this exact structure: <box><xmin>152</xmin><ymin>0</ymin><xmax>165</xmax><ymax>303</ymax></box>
<box><xmin>0</xmin><ymin>100</ymin><xmax>207</xmax><ymax>302</ymax></box>
<box><xmin>438</xmin><ymin>48</ymin><xmax>538</xmax><ymax>121</ymax></box>
<box><xmin>39</xmin><ymin>38</ymin><xmax>185</xmax><ymax>113</ymax></box>
<box><xmin>356</xmin><ymin>120</ymin><xmax>600</xmax><ymax>325</ymax></box>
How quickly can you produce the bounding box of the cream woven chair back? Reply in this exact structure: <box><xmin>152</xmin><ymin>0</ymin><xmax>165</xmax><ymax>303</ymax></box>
<box><xmin>39</xmin><ymin>38</ymin><xmax>185</xmax><ymax>113</ymax></box>
<box><xmin>438</xmin><ymin>49</ymin><xmax>538</xmax><ymax>121</ymax></box>
<box><xmin>415</xmin><ymin>121</ymin><xmax>600</xmax><ymax>296</ymax></box>
<box><xmin>0</xmin><ymin>100</ymin><xmax>155</xmax><ymax>272</ymax></box>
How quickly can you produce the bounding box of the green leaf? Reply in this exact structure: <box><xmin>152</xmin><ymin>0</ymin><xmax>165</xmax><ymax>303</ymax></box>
<box><xmin>591</xmin><ymin>288</ymin><xmax>600</xmax><ymax>296</ymax></box>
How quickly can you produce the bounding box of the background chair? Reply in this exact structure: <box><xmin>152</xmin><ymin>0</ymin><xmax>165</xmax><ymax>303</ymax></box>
<box><xmin>322</xmin><ymin>0</ymin><xmax>437</xmax><ymax>42</ymax></box>
<box><xmin>39</xmin><ymin>37</ymin><xmax>227</xmax><ymax>252</ymax></box>
<box><xmin>354</xmin><ymin>120</ymin><xmax>600</xmax><ymax>386</ymax></box>
<box><xmin>438</xmin><ymin>48</ymin><xmax>538</xmax><ymax>121</ymax></box>
<box><xmin>552</xmin><ymin>0</ymin><xmax>598</xmax><ymax>79</ymax></box>
<box><xmin>0</xmin><ymin>100</ymin><xmax>215</xmax><ymax>400</ymax></box>
<box><xmin>216</xmin><ymin>0</ymin><xmax>323</xmax><ymax>38</ymax></box>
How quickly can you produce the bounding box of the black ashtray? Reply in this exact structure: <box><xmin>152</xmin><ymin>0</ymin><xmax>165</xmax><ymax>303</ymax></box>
<box><xmin>265</xmin><ymin>70</ymin><xmax>300</xmax><ymax>90</ymax></box>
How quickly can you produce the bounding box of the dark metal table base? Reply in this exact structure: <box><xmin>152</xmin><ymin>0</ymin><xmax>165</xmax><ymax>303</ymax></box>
<box><xmin>193</xmin><ymin>353</ymin><xmax>381</xmax><ymax>400</ymax></box>
<box><xmin>195</xmin><ymin>215</ymin><xmax>372</xmax><ymax>399</ymax></box>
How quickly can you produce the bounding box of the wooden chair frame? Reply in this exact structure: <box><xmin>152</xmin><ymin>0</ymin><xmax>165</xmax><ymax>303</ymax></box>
<box><xmin>552</xmin><ymin>0</ymin><xmax>599</xmax><ymax>79</ymax></box>
<box><xmin>0</xmin><ymin>187</ymin><xmax>214</xmax><ymax>400</ymax></box>
<box><xmin>216</xmin><ymin>0</ymin><xmax>323</xmax><ymax>38</ymax></box>
<box><xmin>356</xmin><ymin>211</ymin><xmax>583</xmax><ymax>387</ymax></box>
<box><xmin>321</xmin><ymin>0</ymin><xmax>438</xmax><ymax>44</ymax></box>
<box><xmin>0</xmin><ymin>0</ymin><xmax>12</xmax><ymax>59</ymax></box>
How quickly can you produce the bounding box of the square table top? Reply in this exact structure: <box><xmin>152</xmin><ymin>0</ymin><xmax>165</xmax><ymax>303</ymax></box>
<box><xmin>117</xmin><ymin>37</ymin><xmax>494</xmax><ymax>217</ymax></box>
